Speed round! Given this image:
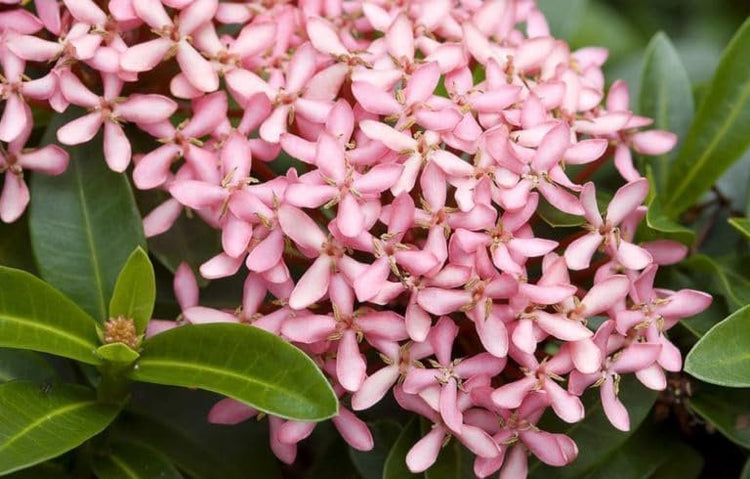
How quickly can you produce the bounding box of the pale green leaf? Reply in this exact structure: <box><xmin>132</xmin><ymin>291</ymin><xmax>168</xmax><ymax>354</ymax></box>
<box><xmin>685</xmin><ymin>305</ymin><xmax>750</xmax><ymax>387</ymax></box>
<box><xmin>109</xmin><ymin>247</ymin><xmax>155</xmax><ymax>335</ymax></box>
<box><xmin>729</xmin><ymin>217</ymin><xmax>750</xmax><ymax>239</ymax></box>
<box><xmin>96</xmin><ymin>344</ymin><xmax>140</xmax><ymax>364</ymax></box>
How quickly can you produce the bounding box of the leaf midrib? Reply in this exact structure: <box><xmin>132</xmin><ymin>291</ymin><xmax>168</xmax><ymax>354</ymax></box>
<box><xmin>132</xmin><ymin>358</ymin><xmax>316</xmax><ymax>411</ymax></box>
<box><xmin>0</xmin><ymin>400</ymin><xmax>97</xmax><ymax>455</ymax></box>
<box><xmin>108</xmin><ymin>453</ymin><xmax>141</xmax><ymax>479</ymax></box>
<box><xmin>0</xmin><ymin>312</ymin><xmax>98</xmax><ymax>359</ymax></box>
<box><xmin>73</xmin><ymin>159</ymin><xmax>107</xmax><ymax>320</ymax></box>
<box><xmin>665</xmin><ymin>56</ymin><xmax>750</xmax><ymax>210</ymax></box>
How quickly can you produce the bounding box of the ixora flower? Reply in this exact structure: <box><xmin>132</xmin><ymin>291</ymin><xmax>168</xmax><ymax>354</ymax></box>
<box><xmin>0</xmin><ymin>0</ymin><xmax>714</xmax><ymax>476</ymax></box>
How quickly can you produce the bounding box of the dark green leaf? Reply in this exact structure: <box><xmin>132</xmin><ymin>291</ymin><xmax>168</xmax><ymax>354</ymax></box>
<box><xmin>742</xmin><ymin>459</ymin><xmax>750</xmax><ymax>479</ymax></box>
<box><xmin>30</xmin><ymin>114</ymin><xmax>146</xmax><ymax>321</ymax></box>
<box><xmin>424</xmin><ymin>440</ymin><xmax>472</xmax><ymax>479</ymax></box>
<box><xmin>663</xmin><ymin>18</ymin><xmax>750</xmax><ymax>216</ymax></box>
<box><xmin>136</xmin><ymin>190</ymin><xmax>219</xmax><ymax>287</ymax></box>
<box><xmin>349</xmin><ymin>420</ymin><xmax>401</xmax><ymax>479</ymax></box>
<box><xmin>96</xmin><ymin>344</ymin><xmax>139</xmax><ymax>364</ymax></box>
<box><xmin>638</xmin><ymin>32</ymin><xmax>694</xmax><ymax>192</ymax></box>
<box><xmin>685</xmin><ymin>305</ymin><xmax>750</xmax><ymax>387</ymax></box>
<box><xmin>0</xmin><ymin>381</ymin><xmax>119</xmax><ymax>475</ymax></box>
<box><xmin>0</xmin><ymin>267</ymin><xmax>101</xmax><ymax>365</ymax></box>
<box><xmin>537</xmin><ymin>199</ymin><xmax>585</xmax><ymax>228</ymax></box>
<box><xmin>0</xmin><ymin>216</ymin><xmax>37</xmax><ymax>273</ymax></box>
<box><xmin>729</xmin><ymin>217</ymin><xmax>750</xmax><ymax>239</ymax></box>
<box><xmin>0</xmin><ymin>349</ymin><xmax>55</xmax><ymax>383</ymax></box>
<box><xmin>383</xmin><ymin>419</ymin><xmax>423</xmax><ymax>479</ymax></box>
<box><xmin>92</xmin><ymin>440</ymin><xmax>182</xmax><ymax>479</ymax></box>
<box><xmin>678</xmin><ymin>254</ymin><xmax>750</xmax><ymax>311</ymax></box>
<box><xmin>580</xmin><ymin>424</ymin><xmax>702</xmax><ymax>479</ymax></box>
<box><xmin>530</xmin><ymin>376</ymin><xmax>657</xmax><ymax>478</ymax></box>
<box><xmin>129</xmin><ymin>323</ymin><xmax>337</xmax><ymax>421</ymax></box>
<box><xmin>109</xmin><ymin>247</ymin><xmax>155</xmax><ymax>335</ymax></box>
<box><xmin>689</xmin><ymin>384</ymin><xmax>750</xmax><ymax>449</ymax></box>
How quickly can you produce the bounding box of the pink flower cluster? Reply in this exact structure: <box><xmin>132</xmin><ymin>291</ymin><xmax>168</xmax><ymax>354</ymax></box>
<box><xmin>1</xmin><ymin>0</ymin><xmax>712</xmax><ymax>475</ymax></box>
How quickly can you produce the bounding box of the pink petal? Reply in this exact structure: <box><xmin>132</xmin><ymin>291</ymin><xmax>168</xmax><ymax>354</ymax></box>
<box><xmin>332</xmin><ymin>407</ymin><xmax>373</xmax><ymax>451</ymax></box>
<box><xmin>406</xmin><ymin>427</ymin><xmax>445</xmax><ymax>473</ymax></box>
<box><xmin>0</xmin><ymin>174</ymin><xmax>29</xmax><ymax>223</ymax></box>
<box><xmin>17</xmin><ymin>145</ymin><xmax>68</xmax><ymax>175</ymax></box>
<box><xmin>338</xmin><ymin>329</ymin><xmax>366</xmax><ymax>392</ymax></box>
<box><xmin>120</xmin><ymin>38</ymin><xmax>172</xmax><ymax>72</ymax></box>
<box><xmin>351</xmin><ymin>81</ymin><xmax>401</xmax><ymax>116</ymax></box>
<box><xmin>57</xmin><ymin>112</ymin><xmax>103</xmax><ymax>145</ymax></box>
<box><xmin>351</xmin><ymin>365</ymin><xmax>399</xmax><ymax>411</ymax></box>
<box><xmin>581</xmin><ymin>275</ymin><xmax>630</xmax><ymax>315</ymax></box>
<box><xmin>601</xmin><ymin>376</ymin><xmax>629</xmax><ymax>431</ymax></box>
<box><xmin>281</xmin><ymin>314</ymin><xmax>336</xmax><ymax>343</ymax></box>
<box><xmin>277</xmin><ymin>205</ymin><xmax>327</xmax><ymax>252</ymax></box>
<box><xmin>288</xmin><ymin>255</ymin><xmax>332</xmax><ymax>310</ymax></box>
<box><xmin>491</xmin><ymin>376</ymin><xmax>537</xmax><ymax>409</ymax></box>
<box><xmin>606</xmin><ymin>178</ymin><xmax>649</xmax><ymax>225</ymax></box>
<box><xmin>564</xmin><ymin>232</ymin><xmax>603</xmax><ymax>271</ymax></box>
<box><xmin>103</xmin><ymin>121</ymin><xmax>131</xmax><ymax>172</ymax></box>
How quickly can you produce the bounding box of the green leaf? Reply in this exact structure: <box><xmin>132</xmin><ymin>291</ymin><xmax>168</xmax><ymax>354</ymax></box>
<box><xmin>109</xmin><ymin>247</ymin><xmax>155</xmax><ymax>335</ymax></box>
<box><xmin>0</xmin><ymin>381</ymin><xmax>120</xmax><ymax>475</ymax></box>
<box><xmin>96</xmin><ymin>344</ymin><xmax>140</xmax><ymax>364</ymax></box>
<box><xmin>0</xmin><ymin>267</ymin><xmax>101</xmax><ymax>365</ymax></box>
<box><xmin>0</xmin><ymin>349</ymin><xmax>56</xmax><ymax>384</ymax></box>
<box><xmin>530</xmin><ymin>376</ymin><xmax>657</xmax><ymax>478</ymax></box>
<box><xmin>0</xmin><ymin>216</ymin><xmax>37</xmax><ymax>274</ymax></box>
<box><xmin>742</xmin><ymin>459</ymin><xmax>750</xmax><ymax>479</ymax></box>
<box><xmin>92</xmin><ymin>440</ymin><xmax>182</xmax><ymax>479</ymax></box>
<box><xmin>678</xmin><ymin>254</ymin><xmax>750</xmax><ymax>311</ymax></box>
<box><xmin>663</xmin><ymin>18</ymin><xmax>750</xmax><ymax>217</ymax></box>
<box><xmin>113</xmin><ymin>412</ymin><xmax>248</xmax><ymax>479</ymax></box>
<box><xmin>638</xmin><ymin>32</ymin><xmax>694</xmax><ymax>192</ymax></box>
<box><xmin>136</xmin><ymin>190</ymin><xmax>219</xmax><ymax>287</ymax></box>
<box><xmin>643</xmin><ymin>192</ymin><xmax>696</xmax><ymax>246</ymax></box>
<box><xmin>383</xmin><ymin>419</ymin><xmax>422</xmax><ymax>479</ymax></box>
<box><xmin>579</xmin><ymin>424</ymin><xmax>702</xmax><ymax>479</ymax></box>
<box><xmin>729</xmin><ymin>217</ymin><xmax>750</xmax><ymax>239</ymax></box>
<box><xmin>537</xmin><ymin>0</ymin><xmax>588</xmax><ymax>40</ymax></box>
<box><xmin>129</xmin><ymin>323</ymin><xmax>337</xmax><ymax>421</ymax></box>
<box><xmin>30</xmin><ymin>114</ymin><xmax>146</xmax><ymax>321</ymax></box>
<box><xmin>349</xmin><ymin>420</ymin><xmax>401</xmax><ymax>479</ymax></box>
<box><xmin>689</xmin><ymin>384</ymin><xmax>750</xmax><ymax>449</ymax></box>
<box><xmin>424</xmin><ymin>441</ymin><xmax>472</xmax><ymax>479</ymax></box>
<box><xmin>685</xmin><ymin>305</ymin><xmax>750</xmax><ymax>387</ymax></box>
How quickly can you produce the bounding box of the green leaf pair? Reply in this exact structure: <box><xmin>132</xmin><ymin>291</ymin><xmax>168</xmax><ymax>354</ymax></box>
<box><xmin>0</xmin><ymin>248</ymin><xmax>337</xmax><ymax>474</ymax></box>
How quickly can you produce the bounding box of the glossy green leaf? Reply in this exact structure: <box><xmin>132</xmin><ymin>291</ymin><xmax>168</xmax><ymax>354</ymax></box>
<box><xmin>689</xmin><ymin>384</ymin><xmax>750</xmax><ymax>449</ymax></box>
<box><xmin>349</xmin><ymin>420</ymin><xmax>401</xmax><ymax>479</ymax></box>
<box><xmin>685</xmin><ymin>305</ymin><xmax>750</xmax><ymax>387</ymax></box>
<box><xmin>0</xmin><ymin>267</ymin><xmax>101</xmax><ymax>365</ymax></box>
<box><xmin>638</xmin><ymin>32</ymin><xmax>694</xmax><ymax>192</ymax></box>
<box><xmin>30</xmin><ymin>115</ymin><xmax>146</xmax><ymax>321</ymax></box>
<box><xmin>729</xmin><ymin>217</ymin><xmax>750</xmax><ymax>239</ymax></box>
<box><xmin>0</xmin><ymin>349</ymin><xmax>55</xmax><ymax>384</ymax></box>
<box><xmin>663</xmin><ymin>18</ymin><xmax>750</xmax><ymax>217</ymax></box>
<box><xmin>109</xmin><ymin>247</ymin><xmax>155</xmax><ymax>335</ymax></box>
<box><xmin>129</xmin><ymin>323</ymin><xmax>337</xmax><ymax>421</ymax></box>
<box><xmin>97</xmin><ymin>343</ymin><xmax>140</xmax><ymax>364</ymax></box>
<box><xmin>383</xmin><ymin>419</ymin><xmax>422</xmax><ymax>479</ymax></box>
<box><xmin>0</xmin><ymin>381</ymin><xmax>120</xmax><ymax>475</ymax></box>
<box><xmin>92</xmin><ymin>440</ymin><xmax>182</xmax><ymax>479</ymax></box>
<box><xmin>580</xmin><ymin>425</ymin><xmax>702</xmax><ymax>479</ymax></box>
<box><xmin>530</xmin><ymin>376</ymin><xmax>657</xmax><ymax>478</ymax></box>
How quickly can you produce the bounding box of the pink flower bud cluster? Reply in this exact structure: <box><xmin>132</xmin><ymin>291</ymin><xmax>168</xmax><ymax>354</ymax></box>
<box><xmin>0</xmin><ymin>0</ymin><xmax>712</xmax><ymax>475</ymax></box>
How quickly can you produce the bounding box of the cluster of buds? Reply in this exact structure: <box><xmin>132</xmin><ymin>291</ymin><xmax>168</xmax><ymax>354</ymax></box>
<box><xmin>0</xmin><ymin>0</ymin><xmax>712</xmax><ymax>475</ymax></box>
